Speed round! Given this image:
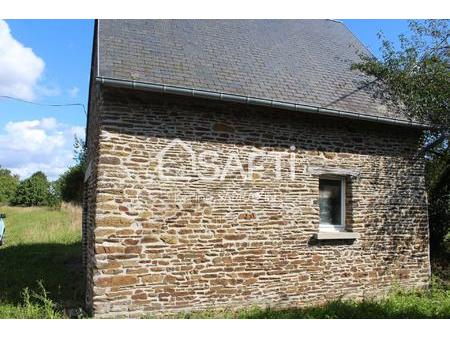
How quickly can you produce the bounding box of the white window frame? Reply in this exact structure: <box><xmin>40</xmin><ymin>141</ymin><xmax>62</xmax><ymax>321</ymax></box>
<box><xmin>319</xmin><ymin>175</ymin><xmax>346</xmax><ymax>232</ymax></box>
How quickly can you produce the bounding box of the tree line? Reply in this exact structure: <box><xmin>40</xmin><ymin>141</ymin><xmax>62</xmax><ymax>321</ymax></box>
<box><xmin>0</xmin><ymin>136</ymin><xmax>86</xmax><ymax>208</ymax></box>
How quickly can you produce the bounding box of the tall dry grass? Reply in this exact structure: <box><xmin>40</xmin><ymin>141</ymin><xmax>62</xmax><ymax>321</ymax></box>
<box><xmin>61</xmin><ymin>202</ymin><xmax>83</xmax><ymax>234</ymax></box>
<box><xmin>1</xmin><ymin>203</ymin><xmax>82</xmax><ymax>245</ymax></box>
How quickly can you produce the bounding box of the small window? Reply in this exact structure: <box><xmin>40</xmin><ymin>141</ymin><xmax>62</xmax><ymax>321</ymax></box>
<box><xmin>319</xmin><ymin>176</ymin><xmax>345</xmax><ymax>231</ymax></box>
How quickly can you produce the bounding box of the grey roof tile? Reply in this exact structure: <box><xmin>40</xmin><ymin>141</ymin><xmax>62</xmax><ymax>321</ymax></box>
<box><xmin>97</xmin><ymin>19</ymin><xmax>407</xmax><ymax>121</ymax></box>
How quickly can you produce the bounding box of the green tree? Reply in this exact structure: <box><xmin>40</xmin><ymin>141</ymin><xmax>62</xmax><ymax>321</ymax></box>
<box><xmin>73</xmin><ymin>135</ymin><xmax>87</xmax><ymax>170</ymax></box>
<box><xmin>47</xmin><ymin>181</ymin><xmax>62</xmax><ymax>209</ymax></box>
<box><xmin>353</xmin><ymin>20</ymin><xmax>449</xmax><ymax>133</ymax></box>
<box><xmin>426</xmin><ymin>149</ymin><xmax>449</xmax><ymax>254</ymax></box>
<box><xmin>0</xmin><ymin>166</ymin><xmax>19</xmax><ymax>204</ymax></box>
<box><xmin>11</xmin><ymin>171</ymin><xmax>51</xmax><ymax>207</ymax></box>
<box><xmin>58</xmin><ymin>165</ymin><xmax>85</xmax><ymax>205</ymax></box>
<box><xmin>353</xmin><ymin>20</ymin><xmax>449</xmax><ymax>254</ymax></box>
<box><xmin>57</xmin><ymin>135</ymin><xmax>87</xmax><ymax>205</ymax></box>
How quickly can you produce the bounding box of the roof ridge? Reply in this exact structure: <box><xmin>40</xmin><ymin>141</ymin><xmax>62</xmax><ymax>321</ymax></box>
<box><xmin>326</xmin><ymin>19</ymin><xmax>344</xmax><ymax>24</ymax></box>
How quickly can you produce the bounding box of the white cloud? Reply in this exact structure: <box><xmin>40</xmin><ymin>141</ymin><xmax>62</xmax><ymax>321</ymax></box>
<box><xmin>0</xmin><ymin>20</ymin><xmax>45</xmax><ymax>100</ymax></box>
<box><xmin>0</xmin><ymin>117</ymin><xmax>85</xmax><ymax>180</ymax></box>
<box><xmin>70</xmin><ymin>126</ymin><xmax>85</xmax><ymax>137</ymax></box>
<box><xmin>37</xmin><ymin>84</ymin><xmax>61</xmax><ymax>97</ymax></box>
<box><xmin>67</xmin><ymin>86</ymin><xmax>80</xmax><ymax>98</ymax></box>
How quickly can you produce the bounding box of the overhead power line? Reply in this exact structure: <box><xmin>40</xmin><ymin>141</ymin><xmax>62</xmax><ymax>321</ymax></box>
<box><xmin>0</xmin><ymin>95</ymin><xmax>87</xmax><ymax>115</ymax></box>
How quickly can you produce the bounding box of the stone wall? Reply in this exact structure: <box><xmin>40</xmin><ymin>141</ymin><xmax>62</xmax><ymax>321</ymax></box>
<box><xmin>83</xmin><ymin>87</ymin><xmax>430</xmax><ymax>318</ymax></box>
<box><xmin>82</xmin><ymin>80</ymin><xmax>103</xmax><ymax>315</ymax></box>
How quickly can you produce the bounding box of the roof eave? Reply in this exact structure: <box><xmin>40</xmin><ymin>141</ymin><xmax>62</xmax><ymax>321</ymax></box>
<box><xmin>96</xmin><ymin>76</ymin><xmax>429</xmax><ymax>129</ymax></box>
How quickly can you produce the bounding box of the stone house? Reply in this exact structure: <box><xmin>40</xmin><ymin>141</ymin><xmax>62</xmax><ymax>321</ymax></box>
<box><xmin>83</xmin><ymin>20</ymin><xmax>430</xmax><ymax>318</ymax></box>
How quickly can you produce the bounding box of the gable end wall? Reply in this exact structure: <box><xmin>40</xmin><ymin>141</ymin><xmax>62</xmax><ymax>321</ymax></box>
<box><xmin>83</xmin><ymin>87</ymin><xmax>430</xmax><ymax>318</ymax></box>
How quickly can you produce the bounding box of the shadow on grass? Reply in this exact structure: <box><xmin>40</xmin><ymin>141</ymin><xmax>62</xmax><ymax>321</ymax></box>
<box><xmin>0</xmin><ymin>241</ymin><xmax>84</xmax><ymax>310</ymax></box>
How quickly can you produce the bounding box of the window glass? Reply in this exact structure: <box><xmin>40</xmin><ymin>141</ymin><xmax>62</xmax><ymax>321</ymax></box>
<box><xmin>319</xmin><ymin>178</ymin><xmax>342</xmax><ymax>226</ymax></box>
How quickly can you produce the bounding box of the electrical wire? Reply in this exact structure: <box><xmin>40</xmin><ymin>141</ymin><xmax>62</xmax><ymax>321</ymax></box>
<box><xmin>0</xmin><ymin>95</ymin><xmax>87</xmax><ymax>115</ymax></box>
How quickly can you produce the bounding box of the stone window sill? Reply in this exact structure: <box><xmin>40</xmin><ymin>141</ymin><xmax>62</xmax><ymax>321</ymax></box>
<box><xmin>315</xmin><ymin>231</ymin><xmax>359</xmax><ymax>240</ymax></box>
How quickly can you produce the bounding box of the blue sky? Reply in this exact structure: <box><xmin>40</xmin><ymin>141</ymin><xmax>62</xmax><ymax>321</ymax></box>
<box><xmin>0</xmin><ymin>19</ymin><xmax>411</xmax><ymax>180</ymax></box>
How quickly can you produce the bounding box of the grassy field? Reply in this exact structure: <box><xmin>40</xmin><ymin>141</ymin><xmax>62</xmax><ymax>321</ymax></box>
<box><xmin>0</xmin><ymin>204</ymin><xmax>83</xmax><ymax>318</ymax></box>
<box><xmin>0</xmin><ymin>205</ymin><xmax>448</xmax><ymax>318</ymax></box>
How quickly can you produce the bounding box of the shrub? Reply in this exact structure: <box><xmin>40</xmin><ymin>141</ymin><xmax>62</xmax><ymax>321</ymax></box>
<box><xmin>47</xmin><ymin>181</ymin><xmax>62</xmax><ymax>209</ymax></box>
<box><xmin>426</xmin><ymin>151</ymin><xmax>449</xmax><ymax>255</ymax></box>
<box><xmin>58</xmin><ymin>164</ymin><xmax>84</xmax><ymax>205</ymax></box>
<box><xmin>56</xmin><ymin>136</ymin><xmax>86</xmax><ymax>205</ymax></box>
<box><xmin>0</xmin><ymin>166</ymin><xmax>19</xmax><ymax>204</ymax></box>
<box><xmin>11</xmin><ymin>171</ymin><xmax>51</xmax><ymax>207</ymax></box>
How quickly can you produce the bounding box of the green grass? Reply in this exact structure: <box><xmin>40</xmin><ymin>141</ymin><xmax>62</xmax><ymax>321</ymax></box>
<box><xmin>0</xmin><ymin>283</ymin><xmax>63</xmax><ymax>319</ymax></box>
<box><xmin>0</xmin><ymin>204</ymin><xmax>83</xmax><ymax>318</ymax></box>
<box><xmin>0</xmin><ymin>204</ymin><xmax>448</xmax><ymax>318</ymax></box>
<box><xmin>174</xmin><ymin>280</ymin><xmax>450</xmax><ymax>319</ymax></box>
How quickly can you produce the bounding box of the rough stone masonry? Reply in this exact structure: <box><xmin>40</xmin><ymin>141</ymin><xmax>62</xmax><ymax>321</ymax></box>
<box><xmin>82</xmin><ymin>87</ymin><xmax>430</xmax><ymax>318</ymax></box>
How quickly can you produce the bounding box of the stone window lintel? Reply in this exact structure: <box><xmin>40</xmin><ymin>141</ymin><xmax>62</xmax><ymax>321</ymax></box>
<box><xmin>307</xmin><ymin>166</ymin><xmax>360</xmax><ymax>177</ymax></box>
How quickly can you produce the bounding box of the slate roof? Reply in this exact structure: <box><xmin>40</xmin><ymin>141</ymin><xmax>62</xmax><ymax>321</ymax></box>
<box><xmin>96</xmin><ymin>20</ymin><xmax>411</xmax><ymax>123</ymax></box>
